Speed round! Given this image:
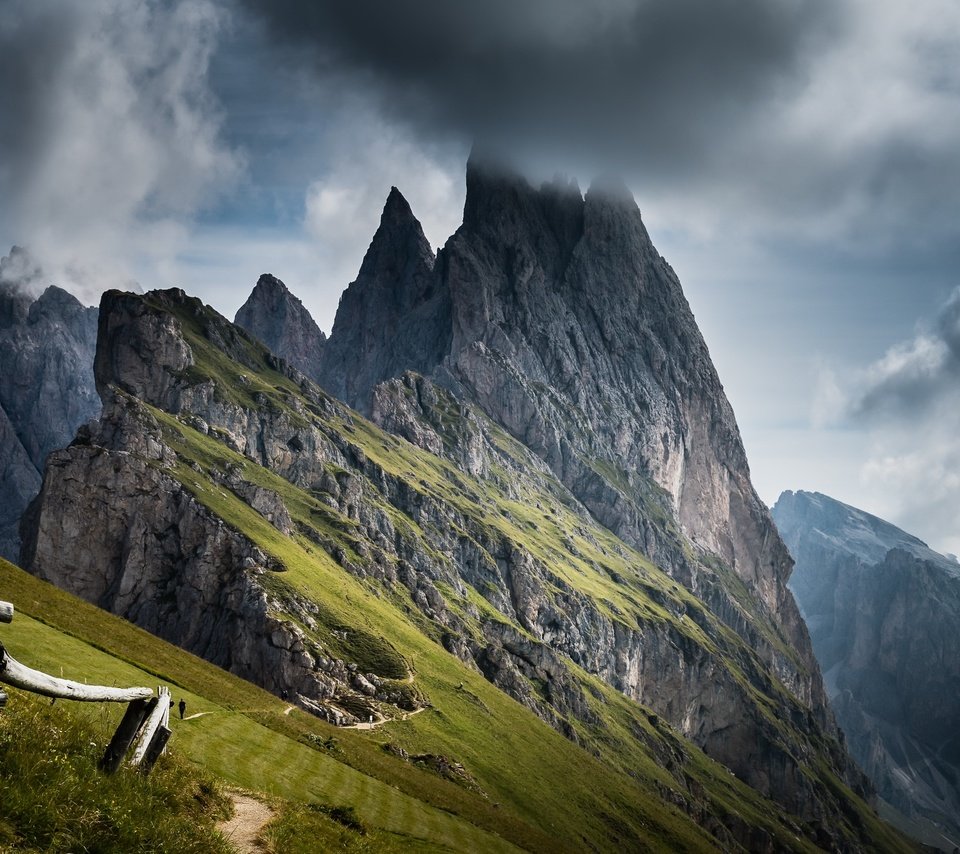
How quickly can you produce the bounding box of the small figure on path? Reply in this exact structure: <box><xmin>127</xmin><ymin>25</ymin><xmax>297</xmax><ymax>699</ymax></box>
<box><xmin>178</xmin><ymin>698</ymin><xmax>186</xmax><ymax>719</ymax></box>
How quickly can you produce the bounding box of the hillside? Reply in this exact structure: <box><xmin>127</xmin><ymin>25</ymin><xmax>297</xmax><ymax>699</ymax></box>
<box><xmin>2</xmin><ymin>557</ymin><xmax>900</xmax><ymax>852</ymax></box>
<box><xmin>16</xmin><ymin>281</ymin><xmax>913</xmax><ymax>850</ymax></box>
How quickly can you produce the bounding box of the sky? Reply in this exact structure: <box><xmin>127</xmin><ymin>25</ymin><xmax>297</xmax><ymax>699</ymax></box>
<box><xmin>2</xmin><ymin>0</ymin><xmax>960</xmax><ymax>553</ymax></box>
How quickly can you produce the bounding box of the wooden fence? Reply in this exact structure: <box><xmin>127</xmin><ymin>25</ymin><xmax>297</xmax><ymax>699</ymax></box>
<box><xmin>0</xmin><ymin>598</ymin><xmax>171</xmax><ymax>774</ymax></box>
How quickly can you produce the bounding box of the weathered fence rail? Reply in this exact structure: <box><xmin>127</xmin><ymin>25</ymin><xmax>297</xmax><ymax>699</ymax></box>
<box><xmin>0</xmin><ymin>598</ymin><xmax>171</xmax><ymax>774</ymax></box>
<box><xmin>0</xmin><ymin>643</ymin><xmax>153</xmax><ymax>702</ymax></box>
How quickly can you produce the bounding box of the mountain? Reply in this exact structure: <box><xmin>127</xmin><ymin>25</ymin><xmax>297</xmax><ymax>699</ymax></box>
<box><xmin>772</xmin><ymin>489</ymin><xmax>960</xmax><ymax>850</ymax></box>
<box><xmin>316</xmin><ymin>185</ymin><xmax>445</xmax><ymax>411</ymax></box>
<box><xmin>14</xmin><ymin>156</ymin><xmax>919</xmax><ymax>847</ymax></box>
<box><xmin>19</xmin><ymin>286</ymin><xmax>910</xmax><ymax>850</ymax></box>
<box><xmin>299</xmin><ymin>154</ymin><xmax>832</xmax><ymax>762</ymax></box>
<box><xmin>0</xmin><ymin>248</ymin><xmax>99</xmax><ymax>559</ymax></box>
<box><xmin>234</xmin><ymin>273</ymin><xmax>326</xmax><ymax>381</ymax></box>
<box><xmin>256</xmin><ymin>159</ymin><xmax>822</xmax><ymax>732</ymax></box>
<box><xmin>0</xmin><ymin>559</ymin><xmax>546</xmax><ymax>852</ymax></box>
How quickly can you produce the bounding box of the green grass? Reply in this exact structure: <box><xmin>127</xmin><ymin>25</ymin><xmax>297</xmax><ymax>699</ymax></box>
<box><xmin>262</xmin><ymin>801</ymin><xmax>436</xmax><ymax>854</ymax></box>
<box><xmin>0</xmin><ymin>564</ymin><xmax>527</xmax><ymax>853</ymax></box>
<box><xmin>0</xmin><ymin>690</ymin><xmax>232</xmax><ymax>853</ymax></box>
<box><xmin>119</xmin><ymin>293</ymin><xmax>912</xmax><ymax>851</ymax></box>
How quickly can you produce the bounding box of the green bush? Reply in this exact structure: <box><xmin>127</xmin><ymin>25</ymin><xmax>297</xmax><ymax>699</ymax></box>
<box><xmin>0</xmin><ymin>690</ymin><xmax>232</xmax><ymax>853</ymax></box>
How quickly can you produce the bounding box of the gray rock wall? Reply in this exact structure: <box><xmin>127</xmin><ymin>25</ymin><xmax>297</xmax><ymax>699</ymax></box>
<box><xmin>0</xmin><ymin>275</ymin><xmax>98</xmax><ymax>560</ymax></box>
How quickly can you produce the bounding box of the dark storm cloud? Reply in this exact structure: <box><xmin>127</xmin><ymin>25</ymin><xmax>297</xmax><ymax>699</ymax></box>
<box><xmin>238</xmin><ymin>0</ymin><xmax>840</xmax><ymax>176</ymax></box>
<box><xmin>0</xmin><ymin>5</ymin><xmax>84</xmax><ymax>200</ymax></box>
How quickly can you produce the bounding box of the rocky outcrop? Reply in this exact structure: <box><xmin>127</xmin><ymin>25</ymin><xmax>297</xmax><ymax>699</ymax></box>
<box><xmin>0</xmin><ymin>252</ymin><xmax>99</xmax><ymax>560</ymax></box>
<box><xmin>21</xmin><ymin>388</ymin><xmax>415</xmax><ymax>725</ymax></box>
<box><xmin>234</xmin><ymin>273</ymin><xmax>326</xmax><ymax>381</ymax></box>
<box><xmin>773</xmin><ymin>490</ymin><xmax>960</xmax><ymax>849</ymax></box>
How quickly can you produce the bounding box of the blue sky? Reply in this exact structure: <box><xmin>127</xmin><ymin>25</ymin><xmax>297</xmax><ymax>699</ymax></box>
<box><xmin>3</xmin><ymin>0</ymin><xmax>960</xmax><ymax>553</ymax></box>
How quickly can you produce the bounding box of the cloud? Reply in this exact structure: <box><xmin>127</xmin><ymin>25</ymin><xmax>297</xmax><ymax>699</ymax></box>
<box><xmin>237</xmin><ymin>0</ymin><xmax>960</xmax><ymax>253</ymax></box>
<box><xmin>861</xmin><ymin>436</ymin><xmax>960</xmax><ymax>558</ymax></box>
<box><xmin>811</xmin><ymin>287</ymin><xmax>960</xmax><ymax>554</ymax></box>
<box><xmin>302</xmin><ymin>116</ymin><xmax>464</xmax><ymax>325</ymax></box>
<box><xmin>0</xmin><ymin>0</ymin><xmax>241</xmax><ymax>302</ymax></box>
<box><xmin>845</xmin><ymin>288</ymin><xmax>960</xmax><ymax>420</ymax></box>
<box><xmin>239</xmin><ymin>0</ymin><xmax>837</xmax><ymax>173</ymax></box>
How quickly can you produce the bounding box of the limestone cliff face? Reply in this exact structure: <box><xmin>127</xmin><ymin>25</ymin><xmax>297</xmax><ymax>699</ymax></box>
<box><xmin>0</xmin><ymin>262</ymin><xmax>98</xmax><ymax>560</ymax></box>
<box><xmin>773</xmin><ymin>490</ymin><xmax>960</xmax><ymax>847</ymax></box>
<box><xmin>313</xmin><ymin>157</ymin><xmax>824</xmax><ymax>731</ymax></box>
<box><xmin>21</xmin><ymin>381</ymin><xmax>418</xmax><ymax>725</ymax></box>
<box><xmin>234</xmin><ymin>273</ymin><xmax>326</xmax><ymax>382</ymax></box>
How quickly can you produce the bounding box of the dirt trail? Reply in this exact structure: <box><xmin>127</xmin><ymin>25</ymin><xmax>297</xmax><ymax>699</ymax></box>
<box><xmin>341</xmin><ymin>705</ymin><xmax>428</xmax><ymax>730</ymax></box>
<box><xmin>217</xmin><ymin>793</ymin><xmax>275</xmax><ymax>853</ymax></box>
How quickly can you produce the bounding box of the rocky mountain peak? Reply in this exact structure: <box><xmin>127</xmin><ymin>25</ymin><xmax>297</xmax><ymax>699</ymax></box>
<box><xmin>773</xmin><ymin>490</ymin><xmax>960</xmax><ymax>845</ymax></box>
<box><xmin>317</xmin><ymin>188</ymin><xmax>448</xmax><ymax>410</ymax></box>
<box><xmin>459</xmin><ymin>152</ymin><xmax>586</xmax><ymax>270</ymax></box>
<box><xmin>353</xmin><ymin>185</ymin><xmax>436</xmax><ymax>291</ymax></box>
<box><xmin>0</xmin><ymin>272</ymin><xmax>98</xmax><ymax>560</ymax></box>
<box><xmin>235</xmin><ymin>273</ymin><xmax>326</xmax><ymax>381</ymax></box>
<box><xmin>27</xmin><ymin>286</ymin><xmax>88</xmax><ymax>325</ymax></box>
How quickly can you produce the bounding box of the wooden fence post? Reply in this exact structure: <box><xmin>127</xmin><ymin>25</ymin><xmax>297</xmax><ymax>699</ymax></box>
<box><xmin>0</xmin><ymin>641</ymin><xmax>152</xmax><ymax>703</ymax></box>
<box><xmin>129</xmin><ymin>686</ymin><xmax>171</xmax><ymax>770</ymax></box>
<box><xmin>99</xmin><ymin>699</ymin><xmax>152</xmax><ymax>773</ymax></box>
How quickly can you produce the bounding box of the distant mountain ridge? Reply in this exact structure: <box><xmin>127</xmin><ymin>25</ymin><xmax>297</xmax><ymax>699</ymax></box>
<box><xmin>773</xmin><ymin>489</ymin><xmax>960</xmax><ymax>850</ymax></box>
<box><xmin>0</xmin><ymin>250</ymin><xmax>98</xmax><ymax>559</ymax></box>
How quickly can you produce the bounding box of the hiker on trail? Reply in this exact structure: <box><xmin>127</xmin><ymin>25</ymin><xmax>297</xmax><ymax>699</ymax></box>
<box><xmin>178</xmin><ymin>698</ymin><xmax>186</xmax><ymax>719</ymax></box>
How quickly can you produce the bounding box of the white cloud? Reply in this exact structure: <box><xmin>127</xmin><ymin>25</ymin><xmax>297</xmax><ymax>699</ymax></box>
<box><xmin>0</xmin><ymin>0</ymin><xmax>241</xmax><ymax>302</ymax></box>
<box><xmin>807</xmin><ymin>286</ymin><xmax>960</xmax><ymax>553</ymax></box>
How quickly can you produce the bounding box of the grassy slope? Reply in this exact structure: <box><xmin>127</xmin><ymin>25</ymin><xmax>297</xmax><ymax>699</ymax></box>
<box><xmin>2</xmin><ymin>560</ymin><xmax>717</xmax><ymax>852</ymax></box>
<box><xmin>0</xmin><ymin>687</ymin><xmax>231</xmax><ymax>853</ymax></box>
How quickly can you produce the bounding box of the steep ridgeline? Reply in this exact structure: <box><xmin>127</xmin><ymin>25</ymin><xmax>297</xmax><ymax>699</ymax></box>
<box><xmin>0</xmin><ymin>248</ymin><xmax>99</xmax><ymax>560</ymax></box>
<box><xmin>272</xmin><ymin>157</ymin><xmax>831</xmax><ymax>761</ymax></box>
<box><xmin>234</xmin><ymin>273</ymin><xmax>326</xmax><ymax>381</ymax></box>
<box><xmin>21</xmin><ymin>292</ymin><xmax>910</xmax><ymax>850</ymax></box>
<box><xmin>773</xmin><ymin>490</ymin><xmax>960</xmax><ymax>850</ymax></box>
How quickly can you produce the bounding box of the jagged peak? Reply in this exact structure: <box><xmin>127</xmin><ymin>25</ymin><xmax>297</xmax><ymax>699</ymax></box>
<box><xmin>253</xmin><ymin>272</ymin><xmax>290</xmax><ymax>295</ymax></box>
<box><xmin>353</xmin><ymin>187</ymin><xmax>435</xmax><ymax>285</ymax></box>
<box><xmin>381</xmin><ymin>185</ymin><xmax>417</xmax><ymax>225</ymax></box>
<box><xmin>541</xmin><ymin>172</ymin><xmax>583</xmax><ymax>201</ymax></box>
<box><xmin>463</xmin><ymin>149</ymin><xmax>537</xmax><ymax>230</ymax></box>
<box><xmin>27</xmin><ymin>286</ymin><xmax>88</xmax><ymax>325</ymax></box>
<box><xmin>238</xmin><ymin>273</ymin><xmax>320</xmax><ymax>326</ymax></box>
